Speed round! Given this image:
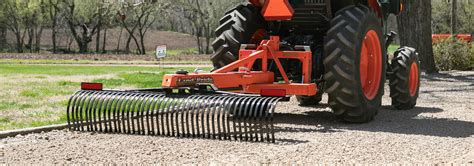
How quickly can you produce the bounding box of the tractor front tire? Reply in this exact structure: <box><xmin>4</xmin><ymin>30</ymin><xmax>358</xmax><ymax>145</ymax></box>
<box><xmin>389</xmin><ymin>47</ymin><xmax>421</xmax><ymax>110</ymax></box>
<box><xmin>211</xmin><ymin>3</ymin><xmax>266</xmax><ymax>69</ymax></box>
<box><xmin>324</xmin><ymin>5</ymin><xmax>386</xmax><ymax>123</ymax></box>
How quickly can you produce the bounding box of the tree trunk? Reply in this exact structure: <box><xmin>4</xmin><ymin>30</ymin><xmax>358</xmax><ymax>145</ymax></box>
<box><xmin>397</xmin><ymin>0</ymin><xmax>437</xmax><ymax>73</ymax></box>
<box><xmin>125</xmin><ymin>34</ymin><xmax>132</xmax><ymax>54</ymax></box>
<box><xmin>15</xmin><ymin>31</ymin><xmax>23</xmax><ymax>53</ymax></box>
<box><xmin>102</xmin><ymin>27</ymin><xmax>107</xmax><ymax>53</ymax></box>
<box><xmin>52</xmin><ymin>24</ymin><xmax>57</xmax><ymax>53</ymax></box>
<box><xmin>36</xmin><ymin>27</ymin><xmax>44</xmax><ymax>52</ymax></box>
<box><xmin>96</xmin><ymin>28</ymin><xmax>101</xmax><ymax>53</ymax></box>
<box><xmin>0</xmin><ymin>26</ymin><xmax>6</xmax><ymax>50</ymax></box>
<box><xmin>140</xmin><ymin>33</ymin><xmax>146</xmax><ymax>55</ymax></box>
<box><xmin>116</xmin><ymin>28</ymin><xmax>123</xmax><ymax>53</ymax></box>
<box><xmin>451</xmin><ymin>0</ymin><xmax>457</xmax><ymax>35</ymax></box>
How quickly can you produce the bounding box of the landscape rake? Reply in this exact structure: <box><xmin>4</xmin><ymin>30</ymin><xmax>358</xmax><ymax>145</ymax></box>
<box><xmin>66</xmin><ymin>0</ymin><xmax>421</xmax><ymax>142</ymax></box>
<box><xmin>67</xmin><ymin>88</ymin><xmax>280</xmax><ymax>142</ymax></box>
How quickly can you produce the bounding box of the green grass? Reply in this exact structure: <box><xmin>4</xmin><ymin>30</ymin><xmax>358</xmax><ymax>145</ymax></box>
<box><xmin>0</xmin><ymin>64</ymin><xmax>210</xmax><ymax>131</ymax></box>
<box><xmin>0</xmin><ymin>59</ymin><xmax>211</xmax><ymax>65</ymax></box>
<box><xmin>388</xmin><ymin>44</ymin><xmax>400</xmax><ymax>54</ymax></box>
<box><xmin>0</xmin><ymin>64</ymin><xmax>194</xmax><ymax>76</ymax></box>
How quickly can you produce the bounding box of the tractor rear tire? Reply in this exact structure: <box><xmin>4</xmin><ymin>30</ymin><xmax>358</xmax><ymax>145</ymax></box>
<box><xmin>324</xmin><ymin>5</ymin><xmax>386</xmax><ymax>123</ymax></box>
<box><xmin>211</xmin><ymin>3</ymin><xmax>266</xmax><ymax>69</ymax></box>
<box><xmin>389</xmin><ymin>47</ymin><xmax>420</xmax><ymax>110</ymax></box>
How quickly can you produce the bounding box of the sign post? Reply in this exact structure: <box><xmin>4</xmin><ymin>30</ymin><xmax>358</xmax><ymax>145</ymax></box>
<box><xmin>156</xmin><ymin>45</ymin><xmax>167</xmax><ymax>67</ymax></box>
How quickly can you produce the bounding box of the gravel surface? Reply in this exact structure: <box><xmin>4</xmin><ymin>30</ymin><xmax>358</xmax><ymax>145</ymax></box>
<box><xmin>1</xmin><ymin>71</ymin><xmax>473</xmax><ymax>164</ymax></box>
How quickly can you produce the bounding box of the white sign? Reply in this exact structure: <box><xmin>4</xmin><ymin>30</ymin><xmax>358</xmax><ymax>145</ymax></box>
<box><xmin>156</xmin><ymin>45</ymin><xmax>167</xmax><ymax>59</ymax></box>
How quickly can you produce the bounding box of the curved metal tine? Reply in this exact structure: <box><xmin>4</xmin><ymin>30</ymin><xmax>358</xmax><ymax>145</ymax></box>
<box><xmin>146</xmin><ymin>94</ymin><xmax>162</xmax><ymax>135</ymax></box>
<box><xmin>163</xmin><ymin>97</ymin><xmax>177</xmax><ymax>137</ymax></box>
<box><xmin>103</xmin><ymin>91</ymin><xmax>120</xmax><ymax>133</ymax></box>
<box><xmin>67</xmin><ymin>91</ymin><xmax>85</xmax><ymax>130</ymax></box>
<box><xmin>214</xmin><ymin>96</ymin><xmax>226</xmax><ymax>140</ymax></box>
<box><xmin>211</xmin><ymin>96</ymin><xmax>225</xmax><ymax>139</ymax></box>
<box><xmin>130</xmin><ymin>93</ymin><xmax>147</xmax><ymax>134</ymax></box>
<box><xmin>195</xmin><ymin>95</ymin><xmax>208</xmax><ymax>138</ymax></box>
<box><xmin>243</xmin><ymin>97</ymin><xmax>255</xmax><ymax>141</ymax></box>
<box><xmin>205</xmin><ymin>96</ymin><xmax>217</xmax><ymax>139</ymax></box>
<box><xmin>231</xmin><ymin>97</ymin><xmax>245</xmax><ymax>141</ymax></box>
<box><xmin>222</xmin><ymin>96</ymin><xmax>237</xmax><ymax>140</ymax></box>
<box><xmin>137</xmin><ymin>93</ymin><xmax>153</xmax><ymax>135</ymax></box>
<box><xmin>170</xmin><ymin>96</ymin><xmax>183</xmax><ymax>137</ymax></box>
<box><xmin>73</xmin><ymin>91</ymin><xmax>90</xmax><ymax>131</ymax></box>
<box><xmin>74</xmin><ymin>91</ymin><xmax>89</xmax><ymax>131</ymax></box>
<box><xmin>114</xmin><ymin>92</ymin><xmax>130</xmax><ymax>133</ymax></box>
<box><xmin>191</xmin><ymin>96</ymin><xmax>203</xmax><ymax>138</ymax></box>
<box><xmin>66</xmin><ymin>91</ymin><xmax>80</xmax><ymax>129</ymax></box>
<box><xmin>168</xmin><ymin>96</ymin><xmax>177</xmax><ymax>137</ymax></box>
<box><xmin>263</xmin><ymin>97</ymin><xmax>273</xmax><ymax>142</ymax></box>
<box><xmin>122</xmin><ymin>92</ymin><xmax>138</xmax><ymax>134</ymax></box>
<box><xmin>160</xmin><ymin>96</ymin><xmax>173</xmax><ymax>136</ymax></box>
<box><xmin>180</xmin><ymin>95</ymin><xmax>193</xmax><ymax>138</ymax></box>
<box><xmin>269</xmin><ymin>98</ymin><xmax>280</xmax><ymax>143</ymax></box>
<box><xmin>98</xmin><ymin>92</ymin><xmax>117</xmax><ymax>132</ymax></box>
<box><xmin>215</xmin><ymin>96</ymin><xmax>230</xmax><ymax>140</ymax></box>
<box><xmin>249</xmin><ymin>97</ymin><xmax>261</xmax><ymax>141</ymax></box>
<box><xmin>257</xmin><ymin>97</ymin><xmax>271</xmax><ymax>142</ymax></box>
<box><xmin>200</xmin><ymin>95</ymin><xmax>214</xmax><ymax>139</ymax></box>
<box><xmin>156</xmin><ymin>96</ymin><xmax>169</xmax><ymax>136</ymax></box>
<box><xmin>91</xmin><ymin>91</ymin><xmax>110</xmax><ymax>132</ymax></box>
<box><xmin>147</xmin><ymin>94</ymin><xmax>162</xmax><ymax>135</ymax></box>
<box><xmin>132</xmin><ymin>93</ymin><xmax>147</xmax><ymax>134</ymax></box>
<box><xmin>247</xmin><ymin>97</ymin><xmax>260</xmax><ymax>141</ymax></box>
<box><xmin>210</xmin><ymin>95</ymin><xmax>222</xmax><ymax>139</ymax></box>
<box><xmin>187</xmin><ymin>95</ymin><xmax>201</xmax><ymax>138</ymax></box>
<box><xmin>183</xmin><ymin>95</ymin><xmax>195</xmax><ymax>138</ymax></box>
<box><xmin>160</xmin><ymin>97</ymin><xmax>171</xmax><ymax>136</ymax></box>
<box><xmin>239</xmin><ymin>97</ymin><xmax>253</xmax><ymax>141</ymax></box>
<box><xmin>175</xmin><ymin>98</ymin><xmax>188</xmax><ymax>137</ymax></box>
<box><xmin>83</xmin><ymin>91</ymin><xmax>101</xmax><ymax>131</ymax></box>
<box><xmin>224</xmin><ymin>96</ymin><xmax>237</xmax><ymax>140</ymax></box>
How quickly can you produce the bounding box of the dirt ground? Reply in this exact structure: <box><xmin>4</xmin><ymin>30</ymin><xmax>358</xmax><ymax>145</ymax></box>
<box><xmin>0</xmin><ymin>71</ymin><xmax>473</xmax><ymax>164</ymax></box>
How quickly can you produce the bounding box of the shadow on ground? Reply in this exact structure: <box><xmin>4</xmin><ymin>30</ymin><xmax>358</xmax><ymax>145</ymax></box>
<box><xmin>274</xmin><ymin>106</ymin><xmax>473</xmax><ymax>139</ymax></box>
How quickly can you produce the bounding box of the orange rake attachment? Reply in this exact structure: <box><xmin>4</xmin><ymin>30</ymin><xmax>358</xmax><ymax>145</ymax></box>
<box><xmin>66</xmin><ymin>36</ymin><xmax>317</xmax><ymax>143</ymax></box>
<box><xmin>162</xmin><ymin>36</ymin><xmax>318</xmax><ymax>97</ymax></box>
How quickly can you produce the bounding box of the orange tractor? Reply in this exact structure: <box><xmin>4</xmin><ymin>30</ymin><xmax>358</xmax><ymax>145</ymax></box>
<box><xmin>68</xmin><ymin>0</ymin><xmax>421</xmax><ymax>142</ymax></box>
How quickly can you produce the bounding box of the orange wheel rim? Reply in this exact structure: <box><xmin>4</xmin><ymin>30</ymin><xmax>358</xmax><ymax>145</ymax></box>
<box><xmin>409</xmin><ymin>63</ymin><xmax>419</xmax><ymax>96</ymax></box>
<box><xmin>250</xmin><ymin>29</ymin><xmax>267</xmax><ymax>44</ymax></box>
<box><xmin>359</xmin><ymin>30</ymin><xmax>383</xmax><ymax>100</ymax></box>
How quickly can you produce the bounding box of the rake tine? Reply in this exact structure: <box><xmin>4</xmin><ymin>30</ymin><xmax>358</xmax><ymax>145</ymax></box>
<box><xmin>67</xmin><ymin>91</ymin><xmax>83</xmax><ymax>130</ymax></box>
<box><xmin>92</xmin><ymin>91</ymin><xmax>107</xmax><ymax>131</ymax></box>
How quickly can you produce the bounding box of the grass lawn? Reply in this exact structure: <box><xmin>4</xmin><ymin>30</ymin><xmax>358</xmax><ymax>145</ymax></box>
<box><xmin>0</xmin><ymin>64</ymin><xmax>208</xmax><ymax>131</ymax></box>
<box><xmin>388</xmin><ymin>44</ymin><xmax>400</xmax><ymax>54</ymax></box>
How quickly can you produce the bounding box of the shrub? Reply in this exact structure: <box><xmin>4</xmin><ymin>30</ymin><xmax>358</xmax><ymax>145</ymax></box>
<box><xmin>433</xmin><ymin>39</ymin><xmax>473</xmax><ymax>71</ymax></box>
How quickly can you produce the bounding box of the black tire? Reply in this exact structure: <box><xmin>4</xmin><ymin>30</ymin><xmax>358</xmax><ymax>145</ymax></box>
<box><xmin>389</xmin><ymin>47</ymin><xmax>420</xmax><ymax>110</ymax></box>
<box><xmin>323</xmin><ymin>5</ymin><xmax>387</xmax><ymax>123</ymax></box>
<box><xmin>211</xmin><ymin>3</ymin><xmax>266</xmax><ymax>69</ymax></box>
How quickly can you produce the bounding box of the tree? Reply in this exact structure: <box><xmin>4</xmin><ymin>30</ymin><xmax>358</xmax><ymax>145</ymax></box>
<box><xmin>397</xmin><ymin>0</ymin><xmax>438</xmax><ymax>73</ymax></box>
<box><xmin>2</xmin><ymin>0</ymin><xmax>26</xmax><ymax>53</ymax></box>
<box><xmin>451</xmin><ymin>0</ymin><xmax>457</xmax><ymax>35</ymax></box>
<box><xmin>176</xmin><ymin>0</ymin><xmax>238</xmax><ymax>54</ymax></box>
<box><xmin>0</xmin><ymin>3</ymin><xmax>7</xmax><ymax>51</ymax></box>
<box><xmin>61</xmin><ymin>0</ymin><xmax>111</xmax><ymax>53</ymax></box>
<box><xmin>47</xmin><ymin>0</ymin><xmax>61</xmax><ymax>53</ymax></box>
<box><xmin>118</xmin><ymin>1</ymin><xmax>168</xmax><ymax>55</ymax></box>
